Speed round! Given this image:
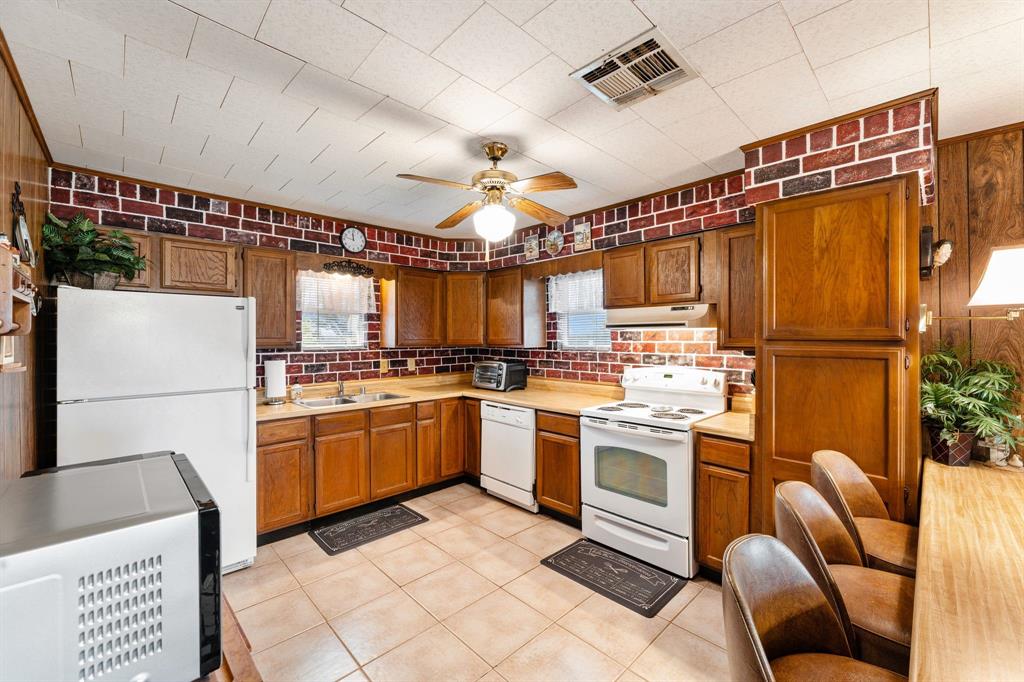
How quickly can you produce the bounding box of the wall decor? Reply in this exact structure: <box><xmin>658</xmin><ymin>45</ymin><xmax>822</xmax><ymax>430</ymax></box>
<box><xmin>524</xmin><ymin>234</ymin><xmax>539</xmax><ymax>260</ymax></box>
<box><xmin>11</xmin><ymin>183</ymin><xmax>36</xmax><ymax>267</ymax></box>
<box><xmin>573</xmin><ymin>222</ymin><xmax>592</xmax><ymax>251</ymax></box>
<box><xmin>340</xmin><ymin>226</ymin><xmax>366</xmax><ymax>253</ymax></box>
<box><xmin>323</xmin><ymin>258</ymin><xmax>375</xmax><ymax>278</ymax></box>
<box><xmin>545</xmin><ymin>229</ymin><xmax>564</xmax><ymax>256</ymax></box>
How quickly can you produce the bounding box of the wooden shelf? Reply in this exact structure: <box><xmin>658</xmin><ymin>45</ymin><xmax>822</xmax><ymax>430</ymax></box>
<box><xmin>1</xmin><ymin>246</ymin><xmax>37</xmax><ymax>337</ymax></box>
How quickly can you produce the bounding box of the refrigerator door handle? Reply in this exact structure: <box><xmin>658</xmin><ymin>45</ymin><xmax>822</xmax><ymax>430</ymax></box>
<box><xmin>244</xmin><ymin>296</ymin><xmax>256</xmax><ymax>389</ymax></box>
<box><xmin>245</xmin><ymin>389</ymin><xmax>257</xmax><ymax>482</ymax></box>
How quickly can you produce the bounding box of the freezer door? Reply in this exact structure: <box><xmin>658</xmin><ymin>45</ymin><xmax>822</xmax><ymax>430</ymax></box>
<box><xmin>57</xmin><ymin>287</ymin><xmax>255</xmax><ymax>401</ymax></box>
<box><xmin>57</xmin><ymin>390</ymin><xmax>257</xmax><ymax>571</ymax></box>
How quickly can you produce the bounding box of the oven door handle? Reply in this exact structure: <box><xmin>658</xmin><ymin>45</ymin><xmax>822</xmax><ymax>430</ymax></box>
<box><xmin>581</xmin><ymin>418</ymin><xmax>688</xmax><ymax>442</ymax></box>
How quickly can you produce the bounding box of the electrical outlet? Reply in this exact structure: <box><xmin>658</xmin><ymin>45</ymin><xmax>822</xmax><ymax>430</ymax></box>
<box><xmin>381</xmin><ymin>359</ymin><xmax>389</xmax><ymax>372</ymax></box>
<box><xmin>407</xmin><ymin>358</ymin><xmax>415</xmax><ymax>371</ymax></box>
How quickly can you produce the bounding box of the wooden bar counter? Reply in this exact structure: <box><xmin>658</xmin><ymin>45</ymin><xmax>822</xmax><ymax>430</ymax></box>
<box><xmin>910</xmin><ymin>458</ymin><xmax>1024</xmax><ymax>680</ymax></box>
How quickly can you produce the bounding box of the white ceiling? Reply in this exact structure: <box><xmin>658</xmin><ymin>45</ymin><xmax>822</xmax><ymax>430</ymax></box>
<box><xmin>3</xmin><ymin>0</ymin><xmax>1022</xmax><ymax>237</ymax></box>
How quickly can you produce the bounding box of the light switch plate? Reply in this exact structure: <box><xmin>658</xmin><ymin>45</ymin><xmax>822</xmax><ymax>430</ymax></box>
<box><xmin>407</xmin><ymin>358</ymin><xmax>415</xmax><ymax>370</ymax></box>
<box><xmin>381</xmin><ymin>359</ymin><xmax>390</xmax><ymax>371</ymax></box>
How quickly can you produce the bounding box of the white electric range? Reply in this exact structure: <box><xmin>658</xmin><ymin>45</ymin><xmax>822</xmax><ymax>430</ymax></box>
<box><xmin>579</xmin><ymin>366</ymin><xmax>727</xmax><ymax>577</ymax></box>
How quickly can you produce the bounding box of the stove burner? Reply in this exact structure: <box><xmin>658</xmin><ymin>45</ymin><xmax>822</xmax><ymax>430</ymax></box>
<box><xmin>677</xmin><ymin>408</ymin><xmax>705</xmax><ymax>414</ymax></box>
<box><xmin>650</xmin><ymin>405</ymin><xmax>674</xmax><ymax>413</ymax></box>
<box><xmin>651</xmin><ymin>412</ymin><xmax>688</xmax><ymax>420</ymax></box>
<box><xmin>616</xmin><ymin>402</ymin><xmax>648</xmax><ymax>408</ymax></box>
<box><xmin>597</xmin><ymin>406</ymin><xmax>624</xmax><ymax>412</ymax></box>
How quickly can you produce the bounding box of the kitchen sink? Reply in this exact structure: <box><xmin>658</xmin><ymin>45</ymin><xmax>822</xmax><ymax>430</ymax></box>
<box><xmin>344</xmin><ymin>392</ymin><xmax>407</xmax><ymax>402</ymax></box>
<box><xmin>294</xmin><ymin>392</ymin><xmax>406</xmax><ymax>408</ymax></box>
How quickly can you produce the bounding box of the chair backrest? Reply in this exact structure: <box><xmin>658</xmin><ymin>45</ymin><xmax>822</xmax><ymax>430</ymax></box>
<box><xmin>811</xmin><ymin>450</ymin><xmax>890</xmax><ymax>560</ymax></box>
<box><xmin>722</xmin><ymin>534</ymin><xmax>854</xmax><ymax>682</ymax></box>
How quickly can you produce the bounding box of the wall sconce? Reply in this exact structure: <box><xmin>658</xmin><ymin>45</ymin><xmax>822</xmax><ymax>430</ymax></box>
<box><xmin>919</xmin><ymin>226</ymin><xmax>952</xmax><ymax>279</ymax></box>
<box><xmin>921</xmin><ymin>244</ymin><xmax>1024</xmax><ymax>328</ymax></box>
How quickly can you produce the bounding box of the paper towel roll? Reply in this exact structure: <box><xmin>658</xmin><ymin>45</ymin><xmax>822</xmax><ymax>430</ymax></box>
<box><xmin>265</xmin><ymin>360</ymin><xmax>286</xmax><ymax>402</ymax></box>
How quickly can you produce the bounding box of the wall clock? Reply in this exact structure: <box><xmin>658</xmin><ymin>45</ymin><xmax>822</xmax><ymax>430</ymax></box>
<box><xmin>341</xmin><ymin>226</ymin><xmax>366</xmax><ymax>253</ymax></box>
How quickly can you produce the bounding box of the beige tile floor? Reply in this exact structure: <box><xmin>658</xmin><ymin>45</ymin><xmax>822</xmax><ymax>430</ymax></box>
<box><xmin>225</xmin><ymin>482</ymin><xmax>730</xmax><ymax>682</ymax></box>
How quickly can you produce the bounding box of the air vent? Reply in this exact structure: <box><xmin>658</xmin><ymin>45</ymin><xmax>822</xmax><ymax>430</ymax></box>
<box><xmin>571</xmin><ymin>28</ymin><xmax>697</xmax><ymax>109</ymax></box>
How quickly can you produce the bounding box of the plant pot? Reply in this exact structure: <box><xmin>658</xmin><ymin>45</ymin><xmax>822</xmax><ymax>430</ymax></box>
<box><xmin>928</xmin><ymin>428</ymin><xmax>975</xmax><ymax>467</ymax></box>
<box><xmin>66</xmin><ymin>271</ymin><xmax>95</xmax><ymax>289</ymax></box>
<box><xmin>92</xmin><ymin>272</ymin><xmax>121</xmax><ymax>290</ymax></box>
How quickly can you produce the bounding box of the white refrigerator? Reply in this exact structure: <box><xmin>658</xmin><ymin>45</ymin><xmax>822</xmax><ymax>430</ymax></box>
<box><xmin>56</xmin><ymin>287</ymin><xmax>257</xmax><ymax>572</ymax></box>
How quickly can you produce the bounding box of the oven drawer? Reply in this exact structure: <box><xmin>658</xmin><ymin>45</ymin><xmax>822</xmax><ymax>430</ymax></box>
<box><xmin>583</xmin><ymin>505</ymin><xmax>695</xmax><ymax>578</ymax></box>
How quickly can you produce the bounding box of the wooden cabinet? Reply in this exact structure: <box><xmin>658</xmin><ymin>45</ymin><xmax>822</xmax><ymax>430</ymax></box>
<box><xmin>369</xmin><ymin>405</ymin><xmax>416</xmax><ymax>499</ymax></box>
<box><xmin>697</xmin><ymin>461</ymin><xmax>750</xmax><ymax>572</ymax></box>
<box><xmin>99</xmin><ymin>227</ymin><xmax>153</xmax><ymax>289</ymax></box>
<box><xmin>256</xmin><ymin>418</ymin><xmax>311</xmax><ymax>533</ymax></box>
<box><xmin>243</xmin><ymin>247</ymin><xmax>296</xmax><ymax>348</ymax></box>
<box><xmin>445</xmin><ymin>272</ymin><xmax>485</xmax><ymax>345</ymax></box>
<box><xmin>646</xmin><ymin>236</ymin><xmax>700</xmax><ymax>304</ymax></box>
<box><xmin>160</xmin><ymin>237</ymin><xmax>239</xmax><ymax>294</ymax></box>
<box><xmin>416</xmin><ymin>401</ymin><xmax>440</xmax><ymax>486</ymax></box>
<box><xmin>439</xmin><ymin>398</ymin><xmax>465</xmax><ymax>477</ymax></box>
<box><xmin>603</xmin><ymin>244</ymin><xmax>646</xmax><ymax>307</ymax></box>
<box><xmin>464</xmin><ymin>398</ymin><xmax>481</xmax><ymax>477</ymax></box>
<box><xmin>535</xmin><ymin>411</ymin><xmax>580</xmax><ymax>518</ymax></box>
<box><xmin>395</xmin><ymin>268</ymin><xmax>444</xmax><ymax>347</ymax></box>
<box><xmin>717</xmin><ymin>225</ymin><xmax>756</xmax><ymax>349</ymax></box>
<box><xmin>314</xmin><ymin>412</ymin><xmax>368</xmax><ymax>516</ymax></box>
<box><xmin>486</xmin><ymin>267</ymin><xmax>545</xmax><ymax>347</ymax></box>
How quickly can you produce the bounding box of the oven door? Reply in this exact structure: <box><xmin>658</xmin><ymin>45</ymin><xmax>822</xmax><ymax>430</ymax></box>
<box><xmin>580</xmin><ymin>417</ymin><xmax>692</xmax><ymax>536</ymax></box>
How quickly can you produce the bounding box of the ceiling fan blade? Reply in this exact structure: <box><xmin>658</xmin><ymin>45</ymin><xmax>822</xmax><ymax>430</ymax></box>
<box><xmin>508</xmin><ymin>196</ymin><xmax>569</xmax><ymax>227</ymax></box>
<box><xmin>436</xmin><ymin>200</ymin><xmax>484</xmax><ymax>229</ymax></box>
<box><xmin>508</xmin><ymin>171</ymin><xmax>577</xmax><ymax>193</ymax></box>
<box><xmin>396</xmin><ymin>174</ymin><xmax>475</xmax><ymax>191</ymax></box>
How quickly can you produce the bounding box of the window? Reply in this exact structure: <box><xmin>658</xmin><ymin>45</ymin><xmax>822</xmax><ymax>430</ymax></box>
<box><xmin>297</xmin><ymin>270</ymin><xmax>375</xmax><ymax>350</ymax></box>
<box><xmin>549</xmin><ymin>269</ymin><xmax>611</xmax><ymax>350</ymax></box>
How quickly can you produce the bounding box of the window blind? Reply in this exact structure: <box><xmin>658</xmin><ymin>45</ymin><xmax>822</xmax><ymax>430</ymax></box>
<box><xmin>297</xmin><ymin>270</ymin><xmax>375</xmax><ymax>350</ymax></box>
<box><xmin>549</xmin><ymin>269</ymin><xmax>611</xmax><ymax>350</ymax></box>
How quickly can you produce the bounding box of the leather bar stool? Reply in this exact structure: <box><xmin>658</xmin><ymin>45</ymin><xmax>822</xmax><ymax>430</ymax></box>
<box><xmin>811</xmin><ymin>450</ymin><xmax>917</xmax><ymax>577</ymax></box>
<box><xmin>774</xmin><ymin>481</ymin><xmax>914</xmax><ymax>676</ymax></box>
<box><xmin>722</xmin><ymin>533</ymin><xmax>906</xmax><ymax>682</ymax></box>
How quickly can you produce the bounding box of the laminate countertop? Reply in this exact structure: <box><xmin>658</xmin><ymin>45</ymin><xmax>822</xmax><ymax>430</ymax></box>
<box><xmin>910</xmin><ymin>458</ymin><xmax>1024</xmax><ymax>680</ymax></box>
<box><xmin>692</xmin><ymin>412</ymin><xmax>755</xmax><ymax>442</ymax></box>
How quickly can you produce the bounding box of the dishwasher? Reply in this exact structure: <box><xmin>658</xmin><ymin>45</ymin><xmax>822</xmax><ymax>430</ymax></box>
<box><xmin>480</xmin><ymin>401</ymin><xmax>538</xmax><ymax>512</ymax></box>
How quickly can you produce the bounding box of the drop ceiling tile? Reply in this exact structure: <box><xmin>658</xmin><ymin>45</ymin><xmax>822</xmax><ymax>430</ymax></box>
<box><xmin>37</xmin><ymin>116</ymin><xmax>82</xmax><ymax>147</ymax></box>
<box><xmin>479</xmin><ymin>108</ymin><xmax>562</xmax><ymax>151</ymax></box>
<box><xmin>657</xmin><ymin>162</ymin><xmax>719</xmax><ymax>187</ymax></box>
<box><xmin>172</xmin><ymin>96</ymin><xmax>263</xmax><ymax>144</ymax></box>
<box><xmin>630</xmin><ymin>78</ymin><xmax>724</xmax><ymax>129</ymax></box>
<box><xmin>931</xmin><ymin>20</ymin><xmax>1023</xmax><ymax>82</ymax></box>
<box><xmin>160</xmin><ymin>146</ymin><xmax>233</xmax><ymax>177</ymax></box>
<box><xmin>298</xmin><ymin>109</ymin><xmax>383</xmax><ymax>154</ymax></box>
<box><xmin>186</xmin><ymin>171</ymin><xmax>253</xmax><ymax>197</ymax></box>
<box><xmin>60</xmin><ymin>0</ymin><xmax>197</xmax><ymax>58</ymax></box>
<box><xmin>6</xmin><ymin>41</ymin><xmax>74</xmax><ymax>100</ymax></box>
<box><xmin>27</xmin><ymin>90</ymin><xmax>125</xmax><ymax>135</ymax></box>
<box><xmin>256</xmin><ymin>0</ymin><xmax>384</xmax><ymax>77</ymax></box>
<box><xmin>498</xmin><ymin>53</ymin><xmax>588</xmax><ymax>118</ymax></box>
<box><xmin>351</xmin><ymin>35</ymin><xmax>459</xmax><ymax>109</ymax></box>
<box><xmin>50</xmin><ymin>141</ymin><xmax>125</xmax><ymax>175</ymax></box>
<box><xmin>413</xmin><ymin>125</ymin><xmax>484</xmax><ymax>160</ymax></box>
<box><xmin>226</xmin><ymin>163</ymin><xmax>290</xmax><ymax>191</ymax></box>
<box><xmin>524</xmin><ymin>131</ymin><xmax>656</xmax><ymax>196</ymax></box>
<box><xmin>125</xmin><ymin>39</ymin><xmax>233</xmax><ymax>105</ymax></box>
<box><xmin>363</xmin><ymin>182</ymin><xmax>422</xmax><ymax>207</ymax></box>
<box><xmin>173</xmin><ymin>0</ymin><xmax>271</xmax><ymax>37</ymax></box>
<box><xmin>408</xmin><ymin>153</ymin><xmax>482</xmax><ymax>184</ymax></box>
<box><xmin>929</xmin><ymin>0</ymin><xmax>1024</xmax><ymax>46</ymax></box>
<box><xmin>683</xmin><ymin>4</ymin><xmax>803</xmax><ymax>87</ymax></box>
<box><xmin>266</xmin><ymin>155</ymin><xmax>336</xmax><ymax>186</ymax></box>
<box><xmin>71</xmin><ymin>61</ymin><xmax>179</xmax><ymax>123</ymax></box>
<box><xmin>779</xmin><ymin>0</ymin><xmax>848</xmax><ymax>25</ymax></box>
<box><xmin>283</xmin><ymin>64</ymin><xmax>385</xmax><ymax>120</ymax></box>
<box><xmin>635</xmin><ymin>0</ymin><xmax>774</xmax><ymax>48</ymax></box>
<box><xmin>0</xmin><ymin>0</ymin><xmax>124</xmax><ymax>76</ymax></box>
<box><xmin>661</xmin><ymin>103</ymin><xmax>754</xmax><ymax>161</ymax></box>
<box><xmin>188</xmin><ymin>18</ymin><xmax>303</xmax><ymax>90</ymax></box>
<box><xmin>815</xmin><ymin>29</ymin><xmax>929</xmax><ymax>100</ymax></box>
<box><xmin>827</xmin><ymin>70</ymin><xmax>930</xmax><ymax>118</ymax></box>
<box><xmin>124</xmin><ymin>112</ymin><xmax>208</xmax><ymax>155</ymax></box>
<box><xmin>715</xmin><ymin>53</ymin><xmax>831</xmax><ymax>138</ymax></box>
<box><xmin>549</xmin><ymin>97</ymin><xmax>636</xmax><ymax>141</ymax></box>
<box><xmin>705</xmin><ymin>149</ymin><xmax>745</xmax><ymax>174</ymax></box>
<box><xmin>358</xmin><ymin>98</ymin><xmax>448</xmax><ymax>141</ymax></box>
<box><xmin>124</xmin><ymin>157</ymin><xmax>193</xmax><ymax>186</ymax></box>
<box><xmin>343</xmin><ymin>0</ymin><xmax>483</xmax><ymax>53</ymax></box>
<box><xmin>522</xmin><ymin>0</ymin><xmax>653</xmax><ymax>69</ymax></box>
<box><xmin>363</xmin><ymin>147</ymin><xmax>435</xmax><ymax>186</ymax></box>
<box><xmin>433</xmin><ymin>5</ymin><xmax>549</xmax><ymax>90</ymax></box>
<box><xmin>935</xmin><ymin>60</ymin><xmax>1024</xmax><ymax>137</ymax></box>
<box><xmin>200</xmin><ymin>136</ymin><xmax>278</xmax><ymax>170</ymax></box>
<box><xmin>592</xmin><ymin>119</ymin><xmax>702</xmax><ymax>182</ymax></box>
<box><xmin>288</xmin><ymin>178</ymin><xmax>343</xmax><ymax>204</ymax></box>
<box><xmin>485</xmin><ymin>0</ymin><xmax>551</xmax><ymax>25</ymax></box>
<box><xmin>249</xmin><ymin>123</ymin><xmax>332</xmax><ymax>163</ymax></box>
<box><xmin>81</xmin><ymin>126</ymin><xmax>164</xmax><ymax>164</ymax></box>
<box><xmin>423</xmin><ymin>77</ymin><xmax>518</xmax><ymax>132</ymax></box>
<box><xmin>245</xmin><ymin>185</ymin><xmax>297</xmax><ymax>206</ymax></box>
<box><xmin>223</xmin><ymin>78</ymin><xmax>316</xmax><ymax>132</ymax></box>
<box><xmin>795</xmin><ymin>0</ymin><xmax>928</xmax><ymax>67</ymax></box>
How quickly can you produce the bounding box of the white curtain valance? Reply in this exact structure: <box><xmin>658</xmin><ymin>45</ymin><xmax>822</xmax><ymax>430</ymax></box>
<box><xmin>548</xmin><ymin>269</ymin><xmax>604</xmax><ymax>314</ymax></box>
<box><xmin>297</xmin><ymin>270</ymin><xmax>375</xmax><ymax>315</ymax></box>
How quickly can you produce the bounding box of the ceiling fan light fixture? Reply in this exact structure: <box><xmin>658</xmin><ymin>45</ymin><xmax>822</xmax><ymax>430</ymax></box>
<box><xmin>473</xmin><ymin>203</ymin><xmax>515</xmax><ymax>242</ymax></box>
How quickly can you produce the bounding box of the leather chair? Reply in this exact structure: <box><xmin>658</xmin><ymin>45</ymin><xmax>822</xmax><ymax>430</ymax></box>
<box><xmin>811</xmin><ymin>450</ymin><xmax>917</xmax><ymax>577</ymax></box>
<box><xmin>774</xmin><ymin>481</ymin><xmax>914</xmax><ymax>676</ymax></box>
<box><xmin>722</xmin><ymin>533</ymin><xmax>906</xmax><ymax>682</ymax></box>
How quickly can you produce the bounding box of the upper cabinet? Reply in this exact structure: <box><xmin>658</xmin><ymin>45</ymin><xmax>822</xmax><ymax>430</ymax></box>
<box><xmin>243</xmin><ymin>247</ymin><xmax>296</xmax><ymax>348</ymax></box>
<box><xmin>603</xmin><ymin>244</ymin><xmax>646</xmax><ymax>307</ymax></box>
<box><xmin>717</xmin><ymin>225</ymin><xmax>756</xmax><ymax>349</ymax></box>
<box><xmin>602</xmin><ymin>235</ymin><xmax>704</xmax><ymax>308</ymax></box>
<box><xmin>99</xmin><ymin>227</ymin><xmax>153</xmax><ymax>290</ymax></box>
<box><xmin>394</xmin><ymin>268</ymin><xmax>445</xmax><ymax>347</ymax></box>
<box><xmin>445</xmin><ymin>272</ymin><xmax>485</xmax><ymax>345</ymax></box>
<box><xmin>486</xmin><ymin>267</ymin><xmax>546</xmax><ymax>347</ymax></box>
<box><xmin>160</xmin><ymin>237</ymin><xmax>239</xmax><ymax>295</ymax></box>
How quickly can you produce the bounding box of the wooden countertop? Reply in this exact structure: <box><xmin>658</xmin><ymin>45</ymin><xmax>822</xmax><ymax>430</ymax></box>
<box><xmin>910</xmin><ymin>458</ymin><xmax>1024</xmax><ymax>680</ymax></box>
<box><xmin>692</xmin><ymin>411</ymin><xmax>755</xmax><ymax>442</ymax></box>
<box><xmin>257</xmin><ymin>374</ymin><xmax>623</xmax><ymax>422</ymax></box>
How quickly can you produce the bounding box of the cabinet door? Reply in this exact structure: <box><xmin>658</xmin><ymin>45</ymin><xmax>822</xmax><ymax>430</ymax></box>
<box><xmin>100</xmin><ymin>228</ymin><xmax>152</xmax><ymax>289</ymax></box>
<box><xmin>760</xmin><ymin>177</ymin><xmax>908</xmax><ymax>340</ymax></box>
<box><xmin>315</xmin><ymin>430</ymin><xmax>369</xmax><ymax>516</ymax></box>
<box><xmin>646</xmin><ymin>237</ymin><xmax>700</xmax><ymax>304</ymax></box>
<box><xmin>397</xmin><ymin>268</ymin><xmax>444</xmax><ymax>346</ymax></box>
<box><xmin>417</xmin><ymin>408</ymin><xmax>441</xmax><ymax>486</ymax></box>
<box><xmin>718</xmin><ymin>225</ymin><xmax>756</xmax><ymax>349</ymax></box>
<box><xmin>697</xmin><ymin>463</ymin><xmax>749</xmax><ymax>571</ymax></box>
<box><xmin>243</xmin><ymin>247</ymin><xmax>296</xmax><ymax>348</ymax></box>
<box><xmin>464</xmin><ymin>398</ymin><xmax>481</xmax><ymax>477</ymax></box>
<box><xmin>445</xmin><ymin>272</ymin><xmax>485</xmax><ymax>345</ymax></box>
<box><xmin>160</xmin><ymin>237</ymin><xmax>239</xmax><ymax>294</ymax></box>
<box><xmin>536</xmin><ymin>430</ymin><xmax>580</xmax><ymax>518</ymax></box>
<box><xmin>369</xmin><ymin>420</ymin><xmax>416</xmax><ymax>499</ymax></box>
<box><xmin>439</xmin><ymin>398</ymin><xmax>465</xmax><ymax>477</ymax></box>
<box><xmin>486</xmin><ymin>268</ymin><xmax>523</xmax><ymax>346</ymax></box>
<box><xmin>257</xmin><ymin>440</ymin><xmax>311</xmax><ymax>533</ymax></box>
<box><xmin>603</xmin><ymin>244</ymin><xmax>646</xmax><ymax>307</ymax></box>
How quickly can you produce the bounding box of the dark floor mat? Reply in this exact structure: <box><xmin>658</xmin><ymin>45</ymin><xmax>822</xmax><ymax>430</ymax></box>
<box><xmin>310</xmin><ymin>504</ymin><xmax>428</xmax><ymax>555</ymax></box>
<box><xmin>541</xmin><ymin>539</ymin><xmax>687</xmax><ymax>617</ymax></box>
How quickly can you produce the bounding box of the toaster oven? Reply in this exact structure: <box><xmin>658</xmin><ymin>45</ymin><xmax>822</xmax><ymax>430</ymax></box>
<box><xmin>472</xmin><ymin>361</ymin><xmax>528</xmax><ymax>391</ymax></box>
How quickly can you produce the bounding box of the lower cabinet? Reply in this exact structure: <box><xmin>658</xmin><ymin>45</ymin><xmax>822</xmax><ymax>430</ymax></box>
<box><xmin>439</xmin><ymin>398</ymin><xmax>465</xmax><ymax>477</ymax></box>
<box><xmin>314</xmin><ymin>412</ymin><xmax>369</xmax><ymax>516</ymax></box>
<box><xmin>696</xmin><ymin>434</ymin><xmax>752</xmax><ymax>571</ymax></box>
<box><xmin>369</xmin><ymin>405</ymin><xmax>416</xmax><ymax>499</ymax></box>
<box><xmin>464</xmin><ymin>399</ymin><xmax>481</xmax><ymax>477</ymax></box>
<box><xmin>535</xmin><ymin>412</ymin><xmax>581</xmax><ymax>519</ymax></box>
<box><xmin>256</xmin><ymin>418</ymin><xmax>312</xmax><ymax>534</ymax></box>
<box><xmin>416</xmin><ymin>401</ymin><xmax>440</xmax><ymax>486</ymax></box>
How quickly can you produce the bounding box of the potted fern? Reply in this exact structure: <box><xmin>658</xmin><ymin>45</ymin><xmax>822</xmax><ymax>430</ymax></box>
<box><xmin>42</xmin><ymin>212</ymin><xmax>146</xmax><ymax>289</ymax></box>
<box><xmin>921</xmin><ymin>345</ymin><xmax>1024</xmax><ymax>466</ymax></box>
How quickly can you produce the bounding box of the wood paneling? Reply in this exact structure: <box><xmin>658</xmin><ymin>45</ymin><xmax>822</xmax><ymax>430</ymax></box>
<box><xmin>396</xmin><ymin>268</ymin><xmax>444</xmax><ymax>347</ymax></box>
<box><xmin>243</xmin><ymin>247</ymin><xmax>296</xmax><ymax>348</ymax></box>
<box><xmin>536</xmin><ymin>429</ymin><xmax>580</xmax><ymax>518</ymax></box>
<box><xmin>718</xmin><ymin>224</ymin><xmax>757</xmax><ymax>349</ymax></box>
<box><xmin>444</xmin><ymin>272</ymin><xmax>485</xmax><ymax>345</ymax></box>
<box><xmin>464</xmin><ymin>398</ymin><xmax>480</xmax><ymax>477</ymax></box>
<box><xmin>160</xmin><ymin>237</ymin><xmax>239</xmax><ymax>294</ymax></box>
<box><xmin>645</xmin><ymin>236</ymin><xmax>700</xmax><ymax>304</ymax></box>
<box><xmin>256</xmin><ymin>439</ymin><xmax>312</xmax><ymax>533</ymax></box>
<box><xmin>697</xmin><ymin>462</ymin><xmax>749</xmax><ymax>571</ymax></box>
<box><xmin>602</xmin><ymin>244</ymin><xmax>646</xmax><ymax>308</ymax></box>
<box><xmin>439</xmin><ymin>397</ymin><xmax>465</xmax><ymax>477</ymax></box>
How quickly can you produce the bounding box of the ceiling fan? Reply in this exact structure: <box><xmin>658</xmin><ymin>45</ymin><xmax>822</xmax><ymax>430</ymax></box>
<box><xmin>396</xmin><ymin>141</ymin><xmax>577</xmax><ymax>241</ymax></box>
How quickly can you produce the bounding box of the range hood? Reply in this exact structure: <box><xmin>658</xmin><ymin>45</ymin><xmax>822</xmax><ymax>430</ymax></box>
<box><xmin>606</xmin><ymin>303</ymin><xmax>717</xmax><ymax>328</ymax></box>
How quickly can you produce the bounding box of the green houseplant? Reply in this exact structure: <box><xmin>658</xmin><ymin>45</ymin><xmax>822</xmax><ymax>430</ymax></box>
<box><xmin>42</xmin><ymin>212</ymin><xmax>146</xmax><ymax>289</ymax></box>
<box><xmin>921</xmin><ymin>345</ymin><xmax>1024</xmax><ymax>466</ymax></box>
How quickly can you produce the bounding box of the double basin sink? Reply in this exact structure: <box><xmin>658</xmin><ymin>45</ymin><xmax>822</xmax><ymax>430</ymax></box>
<box><xmin>294</xmin><ymin>392</ymin><xmax>407</xmax><ymax>408</ymax></box>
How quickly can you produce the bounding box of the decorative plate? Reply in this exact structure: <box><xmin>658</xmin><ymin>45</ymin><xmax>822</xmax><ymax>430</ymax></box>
<box><xmin>545</xmin><ymin>229</ymin><xmax>564</xmax><ymax>255</ymax></box>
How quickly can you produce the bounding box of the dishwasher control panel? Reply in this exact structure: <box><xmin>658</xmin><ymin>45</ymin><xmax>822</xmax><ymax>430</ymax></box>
<box><xmin>480</xmin><ymin>401</ymin><xmax>536</xmax><ymax>428</ymax></box>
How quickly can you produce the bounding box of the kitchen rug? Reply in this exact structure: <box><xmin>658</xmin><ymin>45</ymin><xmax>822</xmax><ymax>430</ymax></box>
<box><xmin>310</xmin><ymin>504</ymin><xmax>428</xmax><ymax>555</ymax></box>
<box><xmin>541</xmin><ymin>539</ymin><xmax>686</xmax><ymax>618</ymax></box>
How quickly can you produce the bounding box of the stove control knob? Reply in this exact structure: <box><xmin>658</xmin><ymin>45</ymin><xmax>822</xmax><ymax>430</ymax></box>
<box><xmin>713</xmin><ymin>378</ymin><xmax>721</xmax><ymax>388</ymax></box>
<box><xmin>700</xmin><ymin>377</ymin><xmax>708</xmax><ymax>385</ymax></box>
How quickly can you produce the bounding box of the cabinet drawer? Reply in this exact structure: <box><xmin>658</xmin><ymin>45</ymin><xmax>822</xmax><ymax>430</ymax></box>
<box><xmin>315</xmin><ymin>410</ymin><xmax>367</xmax><ymax>436</ymax></box>
<box><xmin>371</xmin><ymin>404</ymin><xmax>415</xmax><ymax>427</ymax></box>
<box><xmin>537</xmin><ymin>411</ymin><xmax>580</xmax><ymax>438</ymax></box>
<box><xmin>699</xmin><ymin>435</ymin><xmax>750</xmax><ymax>471</ymax></box>
<box><xmin>257</xmin><ymin>417</ymin><xmax>309</xmax><ymax>446</ymax></box>
<box><xmin>417</xmin><ymin>401</ymin><xmax>436</xmax><ymax>420</ymax></box>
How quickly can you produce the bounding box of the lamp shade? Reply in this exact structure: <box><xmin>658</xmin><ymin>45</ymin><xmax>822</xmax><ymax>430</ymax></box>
<box><xmin>967</xmin><ymin>245</ymin><xmax>1024</xmax><ymax>307</ymax></box>
<box><xmin>473</xmin><ymin>204</ymin><xmax>515</xmax><ymax>241</ymax></box>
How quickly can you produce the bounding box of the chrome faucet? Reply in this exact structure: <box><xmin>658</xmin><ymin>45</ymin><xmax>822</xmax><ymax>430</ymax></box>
<box><xmin>337</xmin><ymin>381</ymin><xmax>345</xmax><ymax>397</ymax></box>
